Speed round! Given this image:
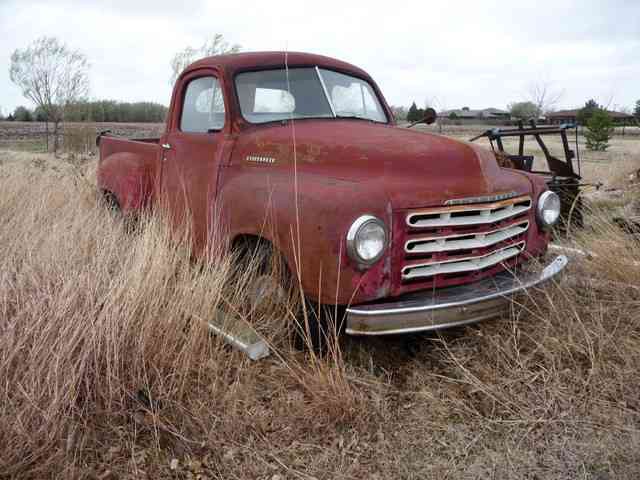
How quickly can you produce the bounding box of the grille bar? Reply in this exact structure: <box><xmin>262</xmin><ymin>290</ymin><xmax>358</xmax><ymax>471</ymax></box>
<box><xmin>406</xmin><ymin>196</ymin><xmax>532</xmax><ymax>228</ymax></box>
<box><xmin>405</xmin><ymin>220</ymin><xmax>529</xmax><ymax>254</ymax></box>
<box><xmin>402</xmin><ymin>242</ymin><xmax>525</xmax><ymax>280</ymax></box>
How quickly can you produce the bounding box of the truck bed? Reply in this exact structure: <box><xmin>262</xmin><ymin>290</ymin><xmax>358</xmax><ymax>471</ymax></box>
<box><xmin>97</xmin><ymin>135</ymin><xmax>161</xmax><ymax>211</ymax></box>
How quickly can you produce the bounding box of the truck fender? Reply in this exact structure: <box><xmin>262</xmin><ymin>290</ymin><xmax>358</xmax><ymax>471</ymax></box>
<box><xmin>219</xmin><ymin>173</ymin><xmax>393</xmax><ymax>305</ymax></box>
<box><xmin>97</xmin><ymin>152</ymin><xmax>155</xmax><ymax>213</ymax></box>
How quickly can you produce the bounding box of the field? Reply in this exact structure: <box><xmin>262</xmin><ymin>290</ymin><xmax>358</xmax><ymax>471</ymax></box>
<box><xmin>1</xmin><ymin>122</ymin><xmax>640</xmax><ymax>479</ymax></box>
<box><xmin>0</xmin><ymin>121</ymin><xmax>163</xmax><ymax>153</ymax></box>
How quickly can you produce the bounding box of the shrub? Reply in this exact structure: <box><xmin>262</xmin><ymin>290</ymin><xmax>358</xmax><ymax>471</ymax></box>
<box><xmin>407</xmin><ymin>101</ymin><xmax>419</xmax><ymax>122</ymax></box>
<box><xmin>13</xmin><ymin>105</ymin><xmax>33</xmax><ymax>122</ymax></box>
<box><xmin>577</xmin><ymin>99</ymin><xmax>600</xmax><ymax>125</ymax></box>
<box><xmin>585</xmin><ymin>109</ymin><xmax>614</xmax><ymax>151</ymax></box>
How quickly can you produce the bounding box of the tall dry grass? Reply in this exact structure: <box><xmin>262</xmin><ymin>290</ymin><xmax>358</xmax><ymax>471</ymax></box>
<box><xmin>0</xmin><ymin>153</ymin><xmax>367</xmax><ymax>478</ymax></box>
<box><xmin>1</xmin><ymin>149</ymin><xmax>640</xmax><ymax>478</ymax></box>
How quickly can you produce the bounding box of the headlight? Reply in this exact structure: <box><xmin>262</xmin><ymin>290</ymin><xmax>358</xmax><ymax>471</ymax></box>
<box><xmin>536</xmin><ymin>191</ymin><xmax>561</xmax><ymax>229</ymax></box>
<box><xmin>346</xmin><ymin>215</ymin><xmax>387</xmax><ymax>266</ymax></box>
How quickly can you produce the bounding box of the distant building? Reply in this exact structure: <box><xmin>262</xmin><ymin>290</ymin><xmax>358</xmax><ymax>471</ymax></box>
<box><xmin>438</xmin><ymin>107</ymin><xmax>511</xmax><ymax>122</ymax></box>
<box><xmin>547</xmin><ymin>109</ymin><xmax>634</xmax><ymax>125</ymax></box>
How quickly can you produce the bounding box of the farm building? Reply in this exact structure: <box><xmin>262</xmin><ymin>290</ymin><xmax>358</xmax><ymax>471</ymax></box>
<box><xmin>438</xmin><ymin>107</ymin><xmax>510</xmax><ymax>122</ymax></box>
<box><xmin>547</xmin><ymin>109</ymin><xmax>635</xmax><ymax>125</ymax></box>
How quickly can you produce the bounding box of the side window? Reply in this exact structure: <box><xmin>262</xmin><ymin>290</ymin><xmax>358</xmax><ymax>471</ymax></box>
<box><xmin>180</xmin><ymin>76</ymin><xmax>225</xmax><ymax>133</ymax></box>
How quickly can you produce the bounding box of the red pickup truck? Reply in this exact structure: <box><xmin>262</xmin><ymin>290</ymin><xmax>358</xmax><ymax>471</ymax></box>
<box><xmin>97</xmin><ymin>51</ymin><xmax>567</xmax><ymax>340</ymax></box>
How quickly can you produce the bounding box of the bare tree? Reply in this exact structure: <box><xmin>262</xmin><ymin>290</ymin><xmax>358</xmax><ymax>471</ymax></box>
<box><xmin>424</xmin><ymin>96</ymin><xmax>447</xmax><ymax>133</ymax></box>
<box><xmin>424</xmin><ymin>95</ymin><xmax>448</xmax><ymax>112</ymax></box>
<box><xmin>9</xmin><ymin>36</ymin><xmax>89</xmax><ymax>152</ymax></box>
<box><xmin>600</xmin><ymin>91</ymin><xmax>615</xmax><ymax>111</ymax></box>
<box><xmin>528</xmin><ymin>80</ymin><xmax>564</xmax><ymax>115</ymax></box>
<box><xmin>169</xmin><ymin>34</ymin><xmax>241</xmax><ymax>85</ymax></box>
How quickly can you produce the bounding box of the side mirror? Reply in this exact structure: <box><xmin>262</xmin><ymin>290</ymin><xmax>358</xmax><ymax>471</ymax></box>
<box><xmin>422</xmin><ymin>108</ymin><xmax>437</xmax><ymax>125</ymax></box>
<box><xmin>407</xmin><ymin>108</ymin><xmax>437</xmax><ymax>128</ymax></box>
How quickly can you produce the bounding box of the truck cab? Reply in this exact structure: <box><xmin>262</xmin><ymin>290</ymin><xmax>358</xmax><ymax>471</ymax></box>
<box><xmin>97</xmin><ymin>51</ymin><xmax>567</xmax><ymax>336</ymax></box>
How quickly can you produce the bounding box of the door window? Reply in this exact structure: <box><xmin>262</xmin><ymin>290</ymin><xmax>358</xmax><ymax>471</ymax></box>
<box><xmin>180</xmin><ymin>76</ymin><xmax>225</xmax><ymax>132</ymax></box>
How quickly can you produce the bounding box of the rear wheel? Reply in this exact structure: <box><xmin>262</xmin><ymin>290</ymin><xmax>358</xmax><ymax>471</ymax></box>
<box><xmin>101</xmin><ymin>190</ymin><xmax>121</xmax><ymax>213</ymax></box>
<box><xmin>100</xmin><ymin>190</ymin><xmax>139</xmax><ymax>232</ymax></box>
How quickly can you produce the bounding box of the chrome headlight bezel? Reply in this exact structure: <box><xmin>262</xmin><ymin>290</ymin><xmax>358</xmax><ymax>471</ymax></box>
<box><xmin>536</xmin><ymin>190</ymin><xmax>561</xmax><ymax>229</ymax></box>
<box><xmin>346</xmin><ymin>215</ymin><xmax>388</xmax><ymax>267</ymax></box>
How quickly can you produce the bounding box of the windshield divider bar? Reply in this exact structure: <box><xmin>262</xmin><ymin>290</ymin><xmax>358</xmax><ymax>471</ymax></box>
<box><xmin>315</xmin><ymin>66</ymin><xmax>336</xmax><ymax>117</ymax></box>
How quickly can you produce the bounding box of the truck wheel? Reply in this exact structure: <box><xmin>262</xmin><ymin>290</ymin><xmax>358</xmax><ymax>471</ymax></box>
<box><xmin>101</xmin><ymin>190</ymin><xmax>121</xmax><ymax>213</ymax></box>
<box><xmin>101</xmin><ymin>190</ymin><xmax>139</xmax><ymax>232</ymax></box>
<box><xmin>233</xmin><ymin>237</ymin><xmax>331</xmax><ymax>351</ymax></box>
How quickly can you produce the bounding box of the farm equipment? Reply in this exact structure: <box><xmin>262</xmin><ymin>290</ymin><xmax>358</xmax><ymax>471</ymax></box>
<box><xmin>470</xmin><ymin>121</ymin><xmax>588</xmax><ymax>229</ymax></box>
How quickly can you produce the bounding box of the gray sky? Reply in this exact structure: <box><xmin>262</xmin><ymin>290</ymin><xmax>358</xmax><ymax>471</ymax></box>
<box><xmin>1</xmin><ymin>0</ymin><xmax>638</xmax><ymax>115</ymax></box>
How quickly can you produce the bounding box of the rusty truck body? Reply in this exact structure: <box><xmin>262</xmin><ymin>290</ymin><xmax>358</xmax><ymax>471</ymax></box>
<box><xmin>97</xmin><ymin>51</ymin><xmax>567</xmax><ymax>337</ymax></box>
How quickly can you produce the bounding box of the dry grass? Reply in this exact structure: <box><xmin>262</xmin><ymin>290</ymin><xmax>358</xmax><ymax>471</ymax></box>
<box><xmin>1</xmin><ymin>145</ymin><xmax>640</xmax><ymax>479</ymax></box>
<box><xmin>0</xmin><ymin>151</ymin><xmax>369</xmax><ymax>478</ymax></box>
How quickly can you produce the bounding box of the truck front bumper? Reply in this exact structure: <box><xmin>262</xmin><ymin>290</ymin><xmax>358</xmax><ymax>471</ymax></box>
<box><xmin>345</xmin><ymin>255</ymin><xmax>568</xmax><ymax>335</ymax></box>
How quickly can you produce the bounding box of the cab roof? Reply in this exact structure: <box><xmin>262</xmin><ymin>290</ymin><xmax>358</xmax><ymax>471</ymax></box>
<box><xmin>187</xmin><ymin>51</ymin><xmax>370</xmax><ymax>79</ymax></box>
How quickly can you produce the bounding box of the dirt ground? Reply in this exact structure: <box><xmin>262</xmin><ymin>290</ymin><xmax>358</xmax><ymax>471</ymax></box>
<box><xmin>1</xmin><ymin>125</ymin><xmax>640</xmax><ymax>479</ymax></box>
<box><xmin>0</xmin><ymin>121</ymin><xmax>163</xmax><ymax>152</ymax></box>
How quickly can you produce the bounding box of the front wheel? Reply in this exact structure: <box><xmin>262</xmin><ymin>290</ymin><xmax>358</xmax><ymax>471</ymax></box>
<box><xmin>234</xmin><ymin>238</ymin><xmax>339</xmax><ymax>352</ymax></box>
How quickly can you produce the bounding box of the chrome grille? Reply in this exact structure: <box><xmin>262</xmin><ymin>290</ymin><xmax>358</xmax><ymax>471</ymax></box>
<box><xmin>406</xmin><ymin>197</ymin><xmax>532</xmax><ymax>228</ymax></box>
<box><xmin>405</xmin><ymin>220</ymin><xmax>529</xmax><ymax>254</ymax></box>
<box><xmin>402</xmin><ymin>195</ymin><xmax>531</xmax><ymax>282</ymax></box>
<box><xmin>402</xmin><ymin>242</ymin><xmax>525</xmax><ymax>280</ymax></box>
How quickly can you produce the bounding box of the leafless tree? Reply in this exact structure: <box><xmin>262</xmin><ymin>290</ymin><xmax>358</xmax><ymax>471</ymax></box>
<box><xmin>528</xmin><ymin>80</ymin><xmax>564</xmax><ymax>115</ymax></box>
<box><xmin>424</xmin><ymin>95</ymin><xmax>448</xmax><ymax>112</ymax></box>
<box><xmin>600</xmin><ymin>91</ymin><xmax>615</xmax><ymax>111</ymax></box>
<box><xmin>424</xmin><ymin>96</ymin><xmax>447</xmax><ymax>132</ymax></box>
<box><xmin>169</xmin><ymin>34</ymin><xmax>241</xmax><ymax>85</ymax></box>
<box><xmin>617</xmin><ymin>105</ymin><xmax>632</xmax><ymax>115</ymax></box>
<box><xmin>9</xmin><ymin>36</ymin><xmax>90</xmax><ymax>153</ymax></box>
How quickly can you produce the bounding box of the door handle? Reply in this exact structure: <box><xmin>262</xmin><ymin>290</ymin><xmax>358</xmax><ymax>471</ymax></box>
<box><xmin>161</xmin><ymin>143</ymin><xmax>171</xmax><ymax>162</ymax></box>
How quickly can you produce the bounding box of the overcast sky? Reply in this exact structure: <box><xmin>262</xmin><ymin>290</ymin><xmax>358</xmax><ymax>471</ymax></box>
<box><xmin>1</xmin><ymin>0</ymin><xmax>638</xmax><ymax>115</ymax></box>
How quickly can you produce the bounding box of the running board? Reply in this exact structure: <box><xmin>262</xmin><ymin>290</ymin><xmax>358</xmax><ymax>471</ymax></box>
<box><xmin>203</xmin><ymin>309</ymin><xmax>270</xmax><ymax>360</ymax></box>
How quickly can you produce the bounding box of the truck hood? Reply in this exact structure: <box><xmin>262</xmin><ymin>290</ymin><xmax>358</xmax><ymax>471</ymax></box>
<box><xmin>234</xmin><ymin>120</ymin><xmax>533</xmax><ymax>209</ymax></box>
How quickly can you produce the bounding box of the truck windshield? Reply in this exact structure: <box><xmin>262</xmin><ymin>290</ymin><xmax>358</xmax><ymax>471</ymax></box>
<box><xmin>235</xmin><ymin>67</ymin><xmax>388</xmax><ymax>124</ymax></box>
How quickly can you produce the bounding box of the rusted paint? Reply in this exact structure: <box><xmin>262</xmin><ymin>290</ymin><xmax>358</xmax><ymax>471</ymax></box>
<box><xmin>97</xmin><ymin>51</ymin><xmax>553</xmax><ymax>307</ymax></box>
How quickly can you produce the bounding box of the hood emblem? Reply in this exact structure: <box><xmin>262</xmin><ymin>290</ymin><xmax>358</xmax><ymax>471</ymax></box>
<box><xmin>444</xmin><ymin>191</ymin><xmax>518</xmax><ymax>206</ymax></box>
<box><xmin>246</xmin><ymin>154</ymin><xmax>275</xmax><ymax>164</ymax></box>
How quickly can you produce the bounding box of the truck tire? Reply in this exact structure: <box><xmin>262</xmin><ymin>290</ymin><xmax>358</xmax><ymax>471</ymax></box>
<box><xmin>101</xmin><ymin>190</ymin><xmax>139</xmax><ymax>233</ymax></box>
<box><xmin>101</xmin><ymin>190</ymin><xmax>121</xmax><ymax>213</ymax></box>
<box><xmin>233</xmin><ymin>236</ymin><xmax>333</xmax><ymax>351</ymax></box>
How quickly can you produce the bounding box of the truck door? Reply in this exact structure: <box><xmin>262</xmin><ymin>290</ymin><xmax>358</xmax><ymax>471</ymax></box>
<box><xmin>160</xmin><ymin>69</ymin><xmax>228</xmax><ymax>252</ymax></box>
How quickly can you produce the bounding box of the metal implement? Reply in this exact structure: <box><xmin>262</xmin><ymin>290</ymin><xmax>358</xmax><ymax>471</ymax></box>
<box><xmin>470</xmin><ymin>121</ymin><xmax>584</xmax><ymax>228</ymax></box>
<box><xmin>345</xmin><ymin>255</ymin><xmax>568</xmax><ymax>335</ymax></box>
